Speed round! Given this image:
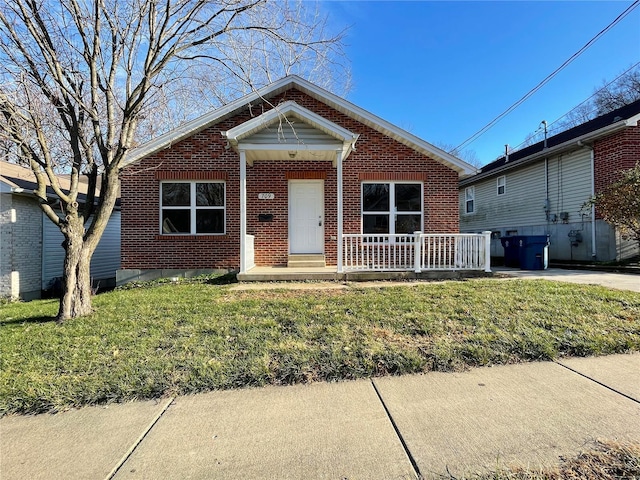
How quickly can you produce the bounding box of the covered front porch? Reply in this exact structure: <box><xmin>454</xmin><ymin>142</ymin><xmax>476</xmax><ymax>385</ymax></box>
<box><xmin>239</xmin><ymin>232</ymin><xmax>493</xmax><ymax>281</ymax></box>
<box><xmin>225</xmin><ymin>100</ymin><xmax>356</xmax><ymax>274</ymax></box>
<box><xmin>225</xmin><ymin>99</ymin><xmax>491</xmax><ymax>280</ymax></box>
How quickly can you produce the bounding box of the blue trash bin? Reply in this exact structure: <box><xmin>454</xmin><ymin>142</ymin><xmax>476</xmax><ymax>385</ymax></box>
<box><xmin>500</xmin><ymin>236</ymin><xmax>522</xmax><ymax>268</ymax></box>
<box><xmin>519</xmin><ymin>235</ymin><xmax>549</xmax><ymax>270</ymax></box>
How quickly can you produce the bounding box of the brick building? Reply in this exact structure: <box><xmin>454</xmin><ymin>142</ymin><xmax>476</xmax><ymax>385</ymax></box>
<box><xmin>119</xmin><ymin>76</ymin><xmax>477</xmax><ymax>281</ymax></box>
<box><xmin>459</xmin><ymin>100</ymin><xmax>640</xmax><ymax>262</ymax></box>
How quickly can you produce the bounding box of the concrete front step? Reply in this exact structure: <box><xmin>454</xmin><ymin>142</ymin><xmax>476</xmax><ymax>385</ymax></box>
<box><xmin>287</xmin><ymin>254</ymin><xmax>326</xmax><ymax>268</ymax></box>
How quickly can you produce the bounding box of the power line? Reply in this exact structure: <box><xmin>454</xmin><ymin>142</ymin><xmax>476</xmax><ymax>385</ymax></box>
<box><xmin>451</xmin><ymin>0</ymin><xmax>640</xmax><ymax>154</ymax></box>
<box><xmin>505</xmin><ymin>61</ymin><xmax>640</xmax><ymax>154</ymax></box>
<box><xmin>546</xmin><ymin>62</ymin><xmax>640</xmax><ymax>131</ymax></box>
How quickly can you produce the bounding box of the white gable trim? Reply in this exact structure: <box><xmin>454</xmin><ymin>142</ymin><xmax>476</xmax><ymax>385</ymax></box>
<box><xmin>123</xmin><ymin>76</ymin><xmax>477</xmax><ymax>176</ymax></box>
<box><xmin>224</xmin><ymin>100</ymin><xmax>358</xmax><ymax>145</ymax></box>
<box><xmin>224</xmin><ymin>101</ymin><xmax>359</xmax><ymax>166</ymax></box>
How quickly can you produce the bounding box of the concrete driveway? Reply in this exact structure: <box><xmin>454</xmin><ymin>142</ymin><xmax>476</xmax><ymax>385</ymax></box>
<box><xmin>494</xmin><ymin>267</ymin><xmax>640</xmax><ymax>292</ymax></box>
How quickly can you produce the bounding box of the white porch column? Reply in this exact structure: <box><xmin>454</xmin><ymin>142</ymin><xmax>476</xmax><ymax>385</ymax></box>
<box><xmin>336</xmin><ymin>150</ymin><xmax>344</xmax><ymax>273</ymax></box>
<box><xmin>414</xmin><ymin>231</ymin><xmax>422</xmax><ymax>273</ymax></box>
<box><xmin>239</xmin><ymin>150</ymin><xmax>247</xmax><ymax>274</ymax></box>
<box><xmin>482</xmin><ymin>231</ymin><xmax>492</xmax><ymax>272</ymax></box>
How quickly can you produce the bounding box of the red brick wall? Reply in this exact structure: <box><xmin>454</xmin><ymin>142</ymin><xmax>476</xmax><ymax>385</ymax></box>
<box><xmin>593</xmin><ymin>122</ymin><xmax>640</xmax><ymax>218</ymax></box>
<box><xmin>120</xmin><ymin>88</ymin><xmax>460</xmax><ymax>269</ymax></box>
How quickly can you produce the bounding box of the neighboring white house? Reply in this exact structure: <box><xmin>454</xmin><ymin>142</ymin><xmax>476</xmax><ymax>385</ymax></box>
<box><xmin>0</xmin><ymin>161</ymin><xmax>120</xmax><ymax>300</ymax></box>
<box><xmin>459</xmin><ymin>100</ymin><xmax>640</xmax><ymax>263</ymax></box>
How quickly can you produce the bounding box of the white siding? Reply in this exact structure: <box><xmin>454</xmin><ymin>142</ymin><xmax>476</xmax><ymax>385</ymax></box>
<box><xmin>91</xmin><ymin>211</ymin><xmax>121</xmax><ymax>281</ymax></box>
<box><xmin>247</xmin><ymin>121</ymin><xmax>343</xmax><ymax>146</ymax></box>
<box><xmin>42</xmin><ymin>211</ymin><xmax>121</xmax><ymax>288</ymax></box>
<box><xmin>546</xmin><ymin>149</ymin><xmax>592</xmax><ymax>224</ymax></box>
<box><xmin>460</xmin><ymin>161</ymin><xmax>546</xmax><ymax>231</ymax></box>
<box><xmin>459</xmin><ymin>147</ymin><xmax>604</xmax><ymax>261</ymax></box>
<box><xmin>461</xmin><ymin>148</ymin><xmax>592</xmax><ymax>232</ymax></box>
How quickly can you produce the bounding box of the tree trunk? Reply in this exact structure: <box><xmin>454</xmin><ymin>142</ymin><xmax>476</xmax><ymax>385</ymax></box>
<box><xmin>57</xmin><ymin>218</ymin><xmax>94</xmax><ymax>321</ymax></box>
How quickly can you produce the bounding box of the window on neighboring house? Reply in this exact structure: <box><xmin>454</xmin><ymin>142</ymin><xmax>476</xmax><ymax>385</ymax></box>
<box><xmin>464</xmin><ymin>186</ymin><xmax>475</xmax><ymax>214</ymax></box>
<box><xmin>362</xmin><ymin>182</ymin><xmax>422</xmax><ymax>235</ymax></box>
<box><xmin>497</xmin><ymin>175</ymin><xmax>506</xmax><ymax>196</ymax></box>
<box><xmin>161</xmin><ymin>181</ymin><xmax>225</xmax><ymax>234</ymax></box>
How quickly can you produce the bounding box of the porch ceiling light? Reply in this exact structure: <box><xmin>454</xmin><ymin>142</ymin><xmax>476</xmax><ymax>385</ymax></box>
<box><xmin>288</xmin><ymin>150</ymin><xmax>297</xmax><ymax>158</ymax></box>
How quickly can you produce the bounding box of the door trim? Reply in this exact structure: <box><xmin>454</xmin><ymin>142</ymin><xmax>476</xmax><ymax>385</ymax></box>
<box><xmin>288</xmin><ymin>180</ymin><xmax>324</xmax><ymax>254</ymax></box>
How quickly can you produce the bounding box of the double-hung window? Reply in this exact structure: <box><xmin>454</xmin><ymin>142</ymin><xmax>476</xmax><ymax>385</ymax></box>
<box><xmin>161</xmin><ymin>181</ymin><xmax>225</xmax><ymax>234</ymax></box>
<box><xmin>497</xmin><ymin>175</ymin><xmax>506</xmax><ymax>196</ymax></box>
<box><xmin>362</xmin><ymin>182</ymin><xmax>422</xmax><ymax>235</ymax></box>
<box><xmin>464</xmin><ymin>186</ymin><xmax>475</xmax><ymax>214</ymax></box>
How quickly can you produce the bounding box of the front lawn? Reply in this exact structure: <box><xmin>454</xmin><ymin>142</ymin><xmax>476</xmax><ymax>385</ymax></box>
<box><xmin>1</xmin><ymin>278</ymin><xmax>639</xmax><ymax>415</ymax></box>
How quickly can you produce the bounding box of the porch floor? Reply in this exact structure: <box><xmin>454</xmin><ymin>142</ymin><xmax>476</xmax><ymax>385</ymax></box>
<box><xmin>236</xmin><ymin>266</ymin><xmax>492</xmax><ymax>283</ymax></box>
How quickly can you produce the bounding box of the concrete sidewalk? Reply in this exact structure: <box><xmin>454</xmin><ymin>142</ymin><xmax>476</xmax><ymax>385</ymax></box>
<box><xmin>1</xmin><ymin>353</ymin><xmax>638</xmax><ymax>480</ymax></box>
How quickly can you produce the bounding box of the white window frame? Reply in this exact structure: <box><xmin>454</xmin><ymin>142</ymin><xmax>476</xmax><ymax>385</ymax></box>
<box><xmin>361</xmin><ymin>181</ymin><xmax>423</xmax><ymax>236</ymax></box>
<box><xmin>497</xmin><ymin>175</ymin><xmax>506</xmax><ymax>196</ymax></box>
<box><xmin>160</xmin><ymin>180</ymin><xmax>226</xmax><ymax>235</ymax></box>
<box><xmin>464</xmin><ymin>186</ymin><xmax>475</xmax><ymax>214</ymax></box>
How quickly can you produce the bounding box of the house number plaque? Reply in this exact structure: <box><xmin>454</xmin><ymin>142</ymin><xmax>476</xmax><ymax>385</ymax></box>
<box><xmin>258</xmin><ymin>193</ymin><xmax>275</xmax><ymax>200</ymax></box>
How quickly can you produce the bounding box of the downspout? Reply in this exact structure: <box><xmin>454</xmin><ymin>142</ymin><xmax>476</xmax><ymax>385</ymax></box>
<box><xmin>544</xmin><ymin>158</ymin><xmax>550</xmax><ymax>234</ymax></box>
<box><xmin>577</xmin><ymin>140</ymin><xmax>596</xmax><ymax>259</ymax></box>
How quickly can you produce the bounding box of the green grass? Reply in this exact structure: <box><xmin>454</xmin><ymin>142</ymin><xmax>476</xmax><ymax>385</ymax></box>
<box><xmin>1</xmin><ymin>278</ymin><xmax>639</xmax><ymax>415</ymax></box>
<box><xmin>458</xmin><ymin>440</ymin><xmax>640</xmax><ymax>480</ymax></box>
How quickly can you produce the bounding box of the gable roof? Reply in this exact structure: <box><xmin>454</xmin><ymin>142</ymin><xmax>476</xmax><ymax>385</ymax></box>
<box><xmin>460</xmin><ymin>99</ymin><xmax>640</xmax><ymax>186</ymax></box>
<box><xmin>123</xmin><ymin>75</ymin><xmax>477</xmax><ymax>177</ymax></box>
<box><xmin>224</xmin><ymin>100</ymin><xmax>359</xmax><ymax>165</ymax></box>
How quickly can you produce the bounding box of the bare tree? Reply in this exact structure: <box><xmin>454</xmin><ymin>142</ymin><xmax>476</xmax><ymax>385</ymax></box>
<box><xmin>437</xmin><ymin>142</ymin><xmax>481</xmax><ymax>168</ymax></box>
<box><xmin>515</xmin><ymin>64</ymin><xmax>640</xmax><ymax>152</ymax></box>
<box><xmin>0</xmin><ymin>0</ymin><xmax>347</xmax><ymax>320</ymax></box>
<box><xmin>593</xmin><ymin>65</ymin><xmax>640</xmax><ymax>115</ymax></box>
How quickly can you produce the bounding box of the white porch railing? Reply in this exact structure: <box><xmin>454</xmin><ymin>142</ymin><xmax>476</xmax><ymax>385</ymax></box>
<box><xmin>342</xmin><ymin>231</ymin><xmax>491</xmax><ymax>273</ymax></box>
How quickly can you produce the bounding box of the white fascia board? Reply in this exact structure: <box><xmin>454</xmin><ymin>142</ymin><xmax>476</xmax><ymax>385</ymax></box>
<box><xmin>459</xmin><ymin>117</ymin><xmax>638</xmax><ymax>187</ymax></box>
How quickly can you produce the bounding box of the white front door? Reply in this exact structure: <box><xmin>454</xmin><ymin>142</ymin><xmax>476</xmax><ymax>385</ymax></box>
<box><xmin>289</xmin><ymin>180</ymin><xmax>324</xmax><ymax>254</ymax></box>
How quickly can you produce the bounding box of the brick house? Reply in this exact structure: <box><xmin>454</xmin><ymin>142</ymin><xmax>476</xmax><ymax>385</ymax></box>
<box><xmin>459</xmin><ymin>99</ymin><xmax>640</xmax><ymax>263</ymax></box>
<box><xmin>119</xmin><ymin>76</ymin><xmax>478</xmax><ymax>282</ymax></box>
<box><xmin>0</xmin><ymin>161</ymin><xmax>121</xmax><ymax>300</ymax></box>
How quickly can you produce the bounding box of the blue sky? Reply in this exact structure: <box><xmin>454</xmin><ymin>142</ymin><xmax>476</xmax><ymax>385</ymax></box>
<box><xmin>321</xmin><ymin>1</ymin><xmax>640</xmax><ymax>165</ymax></box>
